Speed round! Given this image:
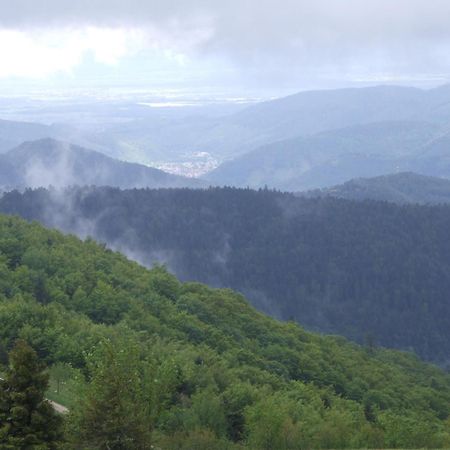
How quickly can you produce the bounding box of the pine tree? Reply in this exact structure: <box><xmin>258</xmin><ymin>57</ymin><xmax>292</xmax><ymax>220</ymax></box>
<box><xmin>0</xmin><ymin>340</ymin><xmax>63</xmax><ymax>449</ymax></box>
<box><xmin>68</xmin><ymin>338</ymin><xmax>152</xmax><ymax>449</ymax></box>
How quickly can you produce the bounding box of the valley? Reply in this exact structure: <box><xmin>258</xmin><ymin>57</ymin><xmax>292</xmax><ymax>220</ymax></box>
<box><xmin>1</xmin><ymin>79</ymin><xmax>450</xmax><ymax>448</ymax></box>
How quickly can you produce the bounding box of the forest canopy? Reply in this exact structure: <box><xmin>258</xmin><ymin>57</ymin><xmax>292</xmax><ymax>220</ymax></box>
<box><xmin>1</xmin><ymin>186</ymin><xmax>450</xmax><ymax>365</ymax></box>
<box><xmin>0</xmin><ymin>214</ymin><xmax>449</xmax><ymax>448</ymax></box>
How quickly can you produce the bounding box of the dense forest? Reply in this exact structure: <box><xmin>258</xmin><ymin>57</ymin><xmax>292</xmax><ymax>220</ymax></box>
<box><xmin>303</xmin><ymin>172</ymin><xmax>450</xmax><ymax>204</ymax></box>
<box><xmin>0</xmin><ymin>214</ymin><xmax>449</xmax><ymax>448</ymax></box>
<box><xmin>1</xmin><ymin>186</ymin><xmax>450</xmax><ymax>366</ymax></box>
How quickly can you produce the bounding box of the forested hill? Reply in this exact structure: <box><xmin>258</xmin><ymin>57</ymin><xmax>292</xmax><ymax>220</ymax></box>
<box><xmin>205</xmin><ymin>120</ymin><xmax>440</xmax><ymax>191</ymax></box>
<box><xmin>1</xmin><ymin>187</ymin><xmax>450</xmax><ymax>366</ymax></box>
<box><xmin>0</xmin><ymin>215</ymin><xmax>449</xmax><ymax>448</ymax></box>
<box><xmin>304</xmin><ymin>172</ymin><xmax>450</xmax><ymax>204</ymax></box>
<box><xmin>0</xmin><ymin>138</ymin><xmax>205</xmax><ymax>190</ymax></box>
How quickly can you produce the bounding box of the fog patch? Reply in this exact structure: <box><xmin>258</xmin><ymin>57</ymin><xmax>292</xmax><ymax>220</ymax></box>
<box><xmin>23</xmin><ymin>148</ymin><xmax>69</xmax><ymax>188</ymax></box>
<box><xmin>240</xmin><ymin>287</ymin><xmax>283</xmax><ymax>320</ymax></box>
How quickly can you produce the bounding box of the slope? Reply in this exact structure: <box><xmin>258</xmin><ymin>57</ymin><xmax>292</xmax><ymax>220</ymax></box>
<box><xmin>304</xmin><ymin>172</ymin><xmax>450</xmax><ymax>204</ymax></box>
<box><xmin>2</xmin><ymin>187</ymin><xmax>450</xmax><ymax>365</ymax></box>
<box><xmin>206</xmin><ymin>120</ymin><xmax>440</xmax><ymax>190</ymax></box>
<box><xmin>0</xmin><ymin>214</ymin><xmax>449</xmax><ymax>448</ymax></box>
<box><xmin>0</xmin><ymin>118</ymin><xmax>58</xmax><ymax>153</ymax></box>
<box><xmin>48</xmin><ymin>84</ymin><xmax>450</xmax><ymax>168</ymax></box>
<box><xmin>0</xmin><ymin>138</ymin><xmax>206</xmax><ymax>189</ymax></box>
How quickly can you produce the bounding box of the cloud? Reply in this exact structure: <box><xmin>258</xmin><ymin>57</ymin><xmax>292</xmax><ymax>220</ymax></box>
<box><xmin>2</xmin><ymin>1</ymin><xmax>450</xmax><ymax>52</ymax></box>
<box><xmin>0</xmin><ymin>27</ymin><xmax>148</xmax><ymax>78</ymax></box>
<box><xmin>1</xmin><ymin>0</ymin><xmax>450</xmax><ymax>87</ymax></box>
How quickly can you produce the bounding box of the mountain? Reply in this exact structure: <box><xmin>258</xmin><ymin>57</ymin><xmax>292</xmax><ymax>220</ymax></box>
<box><xmin>0</xmin><ymin>214</ymin><xmax>449</xmax><ymax>448</ymax></box>
<box><xmin>202</xmin><ymin>84</ymin><xmax>450</xmax><ymax>191</ymax></box>
<box><xmin>227</xmin><ymin>85</ymin><xmax>430</xmax><ymax>140</ymax></box>
<box><xmin>304</xmin><ymin>172</ymin><xmax>450</xmax><ymax>204</ymax></box>
<box><xmin>0</xmin><ymin>138</ymin><xmax>206</xmax><ymax>189</ymax></box>
<box><xmin>206</xmin><ymin>120</ymin><xmax>441</xmax><ymax>191</ymax></box>
<box><xmin>2</xmin><ymin>186</ymin><xmax>450</xmax><ymax>365</ymax></box>
<box><xmin>4</xmin><ymin>84</ymin><xmax>450</xmax><ymax>178</ymax></box>
<box><xmin>37</xmin><ymin>84</ymin><xmax>450</xmax><ymax>173</ymax></box>
<box><xmin>0</xmin><ymin>118</ymin><xmax>58</xmax><ymax>153</ymax></box>
<box><xmin>201</xmin><ymin>83</ymin><xmax>450</xmax><ymax>160</ymax></box>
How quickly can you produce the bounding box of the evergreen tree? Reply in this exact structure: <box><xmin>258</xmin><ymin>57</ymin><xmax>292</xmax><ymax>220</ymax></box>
<box><xmin>0</xmin><ymin>339</ymin><xmax>63</xmax><ymax>449</ymax></box>
<box><xmin>68</xmin><ymin>338</ymin><xmax>152</xmax><ymax>450</ymax></box>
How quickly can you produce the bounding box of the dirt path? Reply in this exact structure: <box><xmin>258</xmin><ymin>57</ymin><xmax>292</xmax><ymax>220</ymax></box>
<box><xmin>0</xmin><ymin>377</ymin><xmax>68</xmax><ymax>414</ymax></box>
<box><xmin>48</xmin><ymin>400</ymin><xmax>69</xmax><ymax>414</ymax></box>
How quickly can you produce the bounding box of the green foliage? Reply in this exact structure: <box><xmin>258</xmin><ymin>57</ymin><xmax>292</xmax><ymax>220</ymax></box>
<box><xmin>0</xmin><ymin>339</ymin><xmax>63</xmax><ymax>449</ymax></box>
<box><xmin>244</xmin><ymin>385</ymin><xmax>383</xmax><ymax>450</ymax></box>
<box><xmin>47</xmin><ymin>363</ymin><xmax>83</xmax><ymax>409</ymax></box>
<box><xmin>0</xmin><ymin>214</ymin><xmax>449</xmax><ymax>448</ymax></box>
<box><xmin>3</xmin><ymin>186</ymin><xmax>450</xmax><ymax>364</ymax></box>
<box><xmin>67</xmin><ymin>336</ymin><xmax>152</xmax><ymax>449</ymax></box>
<box><xmin>156</xmin><ymin>429</ymin><xmax>239</xmax><ymax>450</ymax></box>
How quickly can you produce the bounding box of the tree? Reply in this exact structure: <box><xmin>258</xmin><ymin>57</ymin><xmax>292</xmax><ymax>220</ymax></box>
<box><xmin>68</xmin><ymin>338</ymin><xmax>152</xmax><ymax>449</ymax></box>
<box><xmin>49</xmin><ymin>362</ymin><xmax>73</xmax><ymax>396</ymax></box>
<box><xmin>0</xmin><ymin>339</ymin><xmax>63</xmax><ymax>449</ymax></box>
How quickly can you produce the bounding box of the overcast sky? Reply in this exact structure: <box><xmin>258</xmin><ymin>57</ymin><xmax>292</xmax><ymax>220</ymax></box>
<box><xmin>1</xmin><ymin>0</ymin><xmax>450</xmax><ymax>96</ymax></box>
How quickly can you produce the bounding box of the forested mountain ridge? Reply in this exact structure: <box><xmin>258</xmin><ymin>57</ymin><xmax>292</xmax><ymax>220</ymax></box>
<box><xmin>217</xmin><ymin>84</ymin><xmax>450</xmax><ymax>155</ymax></box>
<box><xmin>303</xmin><ymin>172</ymin><xmax>450</xmax><ymax>204</ymax></box>
<box><xmin>2</xmin><ymin>186</ymin><xmax>450</xmax><ymax>365</ymax></box>
<box><xmin>0</xmin><ymin>214</ymin><xmax>449</xmax><ymax>448</ymax></box>
<box><xmin>54</xmin><ymin>85</ymin><xmax>444</xmax><ymax>167</ymax></box>
<box><xmin>229</xmin><ymin>86</ymin><xmax>430</xmax><ymax>138</ymax></box>
<box><xmin>5</xmin><ymin>84</ymin><xmax>450</xmax><ymax>174</ymax></box>
<box><xmin>206</xmin><ymin>118</ymin><xmax>450</xmax><ymax>191</ymax></box>
<box><xmin>0</xmin><ymin>138</ymin><xmax>206</xmax><ymax>190</ymax></box>
<box><xmin>205</xmin><ymin>120</ymin><xmax>439</xmax><ymax>190</ymax></box>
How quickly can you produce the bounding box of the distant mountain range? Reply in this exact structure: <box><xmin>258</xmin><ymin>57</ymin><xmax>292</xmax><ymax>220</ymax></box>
<box><xmin>87</xmin><ymin>84</ymin><xmax>450</xmax><ymax>167</ymax></box>
<box><xmin>204</xmin><ymin>83</ymin><xmax>450</xmax><ymax>158</ymax></box>
<box><xmin>206</xmin><ymin>119</ymin><xmax>450</xmax><ymax>191</ymax></box>
<box><xmin>303</xmin><ymin>172</ymin><xmax>450</xmax><ymax>204</ymax></box>
<box><xmin>0</xmin><ymin>138</ymin><xmax>205</xmax><ymax>189</ymax></box>
<box><xmin>5</xmin><ymin>84</ymin><xmax>450</xmax><ymax>185</ymax></box>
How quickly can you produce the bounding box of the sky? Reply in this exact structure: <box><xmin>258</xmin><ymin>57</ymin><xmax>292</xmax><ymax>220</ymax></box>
<box><xmin>1</xmin><ymin>0</ymin><xmax>450</xmax><ymax>97</ymax></box>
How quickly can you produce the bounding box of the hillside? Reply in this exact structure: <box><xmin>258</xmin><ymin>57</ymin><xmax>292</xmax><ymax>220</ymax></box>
<box><xmin>0</xmin><ymin>118</ymin><xmax>58</xmax><ymax>154</ymax></box>
<box><xmin>304</xmin><ymin>172</ymin><xmax>450</xmax><ymax>204</ymax></box>
<box><xmin>0</xmin><ymin>214</ymin><xmax>449</xmax><ymax>448</ymax></box>
<box><xmin>4</xmin><ymin>85</ymin><xmax>450</xmax><ymax>178</ymax></box>
<box><xmin>72</xmin><ymin>86</ymin><xmax>436</xmax><ymax>167</ymax></box>
<box><xmin>227</xmin><ymin>86</ymin><xmax>431</xmax><ymax>139</ymax></box>
<box><xmin>206</xmin><ymin>120</ymin><xmax>444</xmax><ymax>191</ymax></box>
<box><xmin>198</xmin><ymin>84</ymin><xmax>450</xmax><ymax>162</ymax></box>
<box><xmin>22</xmin><ymin>84</ymin><xmax>450</xmax><ymax>173</ymax></box>
<box><xmin>412</xmin><ymin>133</ymin><xmax>450</xmax><ymax>178</ymax></box>
<box><xmin>0</xmin><ymin>138</ymin><xmax>205</xmax><ymax>189</ymax></box>
<box><xmin>2</xmin><ymin>187</ymin><xmax>450</xmax><ymax>365</ymax></box>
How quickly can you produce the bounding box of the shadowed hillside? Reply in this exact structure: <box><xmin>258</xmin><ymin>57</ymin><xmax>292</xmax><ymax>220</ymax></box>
<box><xmin>303</xmin><ymin>172</ymin><xmax>450</xmax><ymax>204</ymax></box>
<box><xmin>0</xmin><ymin>138</ymin><xmax>206</xmax><ymax>189</ymax></box>
<box><xmin>2</xmin><ymin>186</ymin><xmax>450</xmax><ymax>365</ymax></box>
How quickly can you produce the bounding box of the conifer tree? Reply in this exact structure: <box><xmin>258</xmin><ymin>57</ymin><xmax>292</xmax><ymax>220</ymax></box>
<box><xmin>68</xmin><ymin>338</ymin><xmax>152</xmax><ymax>449</ymax></box>
<box><xmin>0</xmin><ymin>340</ymin><xmax>63</xmax><ymax>449</ymax></box>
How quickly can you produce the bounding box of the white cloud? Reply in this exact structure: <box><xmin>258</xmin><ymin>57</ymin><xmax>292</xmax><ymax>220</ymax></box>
<box><xmin>0</xmin><ymin>27</ymin><xmax>147</xmax><ymax>78</ymax></box>
<box><xmin>0</xmin><ymin>0</ymin><xmax>450</xmax><ymax>89</ymax></box>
